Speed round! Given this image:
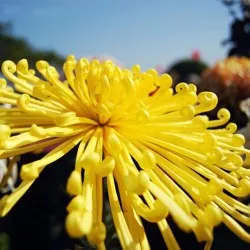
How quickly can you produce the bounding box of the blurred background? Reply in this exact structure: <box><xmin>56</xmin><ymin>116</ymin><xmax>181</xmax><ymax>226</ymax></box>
<box><xmin>0</xmin><ymin>0</ymin><xmax>229</xmax><ymax>69</ymax></box>
<box><xmin>0</xmin><ymin>0</ymin><xmax>250</xmax><ymax>249</ymax></box>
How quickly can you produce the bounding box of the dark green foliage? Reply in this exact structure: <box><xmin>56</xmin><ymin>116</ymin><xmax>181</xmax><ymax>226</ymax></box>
<box><xmin>220</xmin><ymin>0</ymin><xmax>250</xmax><ymax>57</ymax></box>
<box><xmin>0</xmin><ymin>233</ymin><xmax>10</xmax><ymax>250</ymax></box>
<box><xmin>168</xmin><ymin>59</ymin><xmax>208</xmax><ymax>79</ymax></box>
<box><xmin>166</xmin><ymin>59</ymin><xmax>209</xmax><ymax>87</ymax></box>
<box><xmin>0</xmin><ymin>22</ymin><xmax>64</xmax><ymax>68</ymax></box>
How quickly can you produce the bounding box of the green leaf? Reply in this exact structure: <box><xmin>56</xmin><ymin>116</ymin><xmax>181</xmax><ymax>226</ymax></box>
<box><xmin>0</xmin><ymin>233</ymin><xmax>10</xmax><ymax>250</ymax></box>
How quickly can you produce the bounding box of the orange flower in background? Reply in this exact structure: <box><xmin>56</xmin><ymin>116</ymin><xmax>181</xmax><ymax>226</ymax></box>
<box><xmin>201</xmin><ymin>57</ymin><xmax>250</xmax><ymax>100</ymax></box>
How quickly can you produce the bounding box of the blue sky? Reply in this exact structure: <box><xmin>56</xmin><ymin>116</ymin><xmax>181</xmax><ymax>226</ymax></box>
<box><xmin>0</xmin><ymin>0</ymin><xmax>233</xmax><ymax>70</ymax></box>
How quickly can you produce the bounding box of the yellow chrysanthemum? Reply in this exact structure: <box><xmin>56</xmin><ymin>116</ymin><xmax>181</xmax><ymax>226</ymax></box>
<box><xmin>0</xmin><ymin>56</ymin><xmax>250</xmax><ymax>250</ymax></box>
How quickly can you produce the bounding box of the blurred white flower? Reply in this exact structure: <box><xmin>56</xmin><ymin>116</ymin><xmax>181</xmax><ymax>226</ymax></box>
<box><xmin>0</xmin><ymin>157</ymin><xmax>18</xmax><ymax>193</ymax></box>
<box><xmin>87</xmin><ymin>54</ymin><xmax>124</xmax><ymax>67</ymax></box>
<box><xmin>240</xmin><ymin>97</ymin><xmax>250</xmax><ymax>119</ymax></box>
<box><xmin>155</xmin><ymin>64</ymin><xmax>165</xmax><ymax>74</ymax></box>
<box><xmin>0</xmin><ymin>103</ymin><xmax>18</xmax><ymax>193</ymax></box>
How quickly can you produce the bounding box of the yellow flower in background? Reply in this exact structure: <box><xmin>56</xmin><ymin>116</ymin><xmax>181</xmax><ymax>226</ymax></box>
<box><xmin>0</xmin><ymin>56</ymin><xmax>250</xmax><ymax>250</ymax></box>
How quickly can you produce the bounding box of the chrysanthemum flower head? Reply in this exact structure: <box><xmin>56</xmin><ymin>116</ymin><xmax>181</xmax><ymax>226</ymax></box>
<box><xmin>201</xmin><ymin>56</ymin><xmax>250</xmax><ymax>100</ymax></box>
<box><xmin>0</xmin><ymin>55</ymin><xmax>250</xmax><ymax>249</ymax></box>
